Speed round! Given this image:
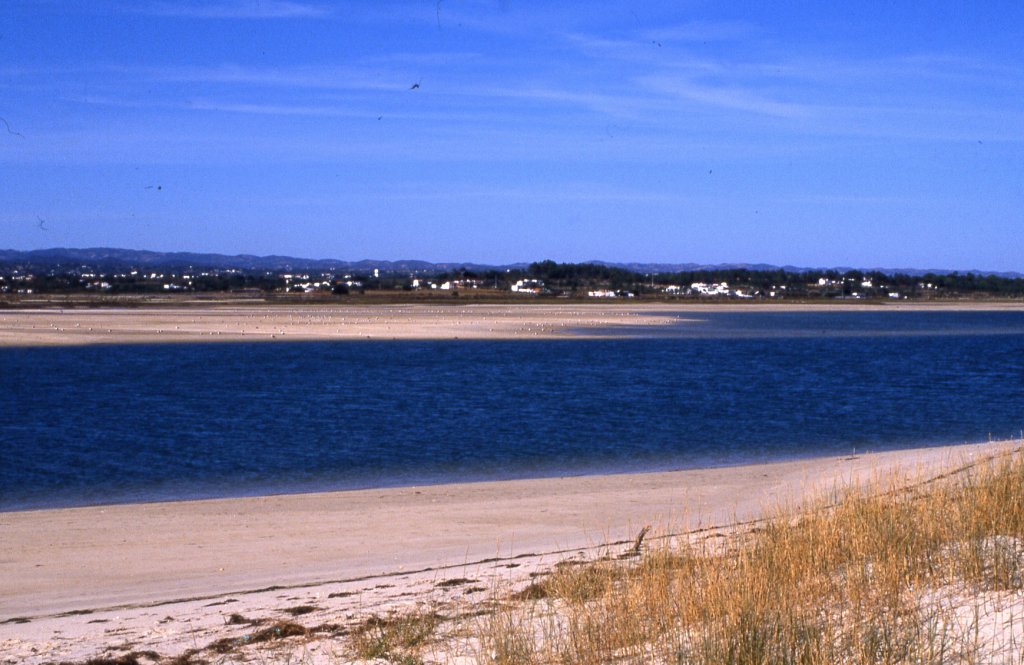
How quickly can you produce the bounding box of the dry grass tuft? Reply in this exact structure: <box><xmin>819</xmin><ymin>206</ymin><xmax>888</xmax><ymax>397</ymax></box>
<box><xmin>349</xmin><ymin>610</ymin><xmax>442</xmax><ymax>664</ymax></box>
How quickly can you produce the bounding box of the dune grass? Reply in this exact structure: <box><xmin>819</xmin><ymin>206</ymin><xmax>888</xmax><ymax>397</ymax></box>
<box><xmin>475</xmin><ymin>448</ymin><xmax>1024</xmax><ymax>664</ymax></box>
<box><xmin>348</xmin><ymin>611</ymin><xmax>442</xmax><ymax>664</ymax></box>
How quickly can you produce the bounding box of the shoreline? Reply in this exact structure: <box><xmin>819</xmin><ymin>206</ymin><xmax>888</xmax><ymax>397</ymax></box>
<box><xmin>0</xmin><ymin>438</ymin><xmax>1011</xmax><ymax>515</ymax></box>
<box><xmin>1</xmin><ymin>301</ymin><xmax>1022</xmax><ymax>347</ymax></box>
<box><xmin>2</xmin><ymin>438</ymin><xmax>1020</xmax><ymax>663</ymax></box>
<box><xmin>3</xmin><ymin>439</ymin><xmax>1018</xmax><ymax>614</ymax></box>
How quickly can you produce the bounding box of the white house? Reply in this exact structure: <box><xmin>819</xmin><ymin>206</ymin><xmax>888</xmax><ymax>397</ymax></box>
<box><xmin>512</xmin><ymin>279</ymin><xmax>544</xmax><ymax>294</ymax></box>
<box><xmin>691</xmin><ymin>282</ymin><xmax>731</xmax><ymax>297</ymax></box>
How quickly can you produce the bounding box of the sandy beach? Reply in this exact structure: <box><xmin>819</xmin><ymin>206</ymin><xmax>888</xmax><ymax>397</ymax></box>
<box><xmin>1</xmin><ymin>439</ymin><xmax>1019</xmax><ymax>664</ymax></box>
<box><xmin>1</xmin><ymin>301</ymin><xmax>1021</xmax><ymax>347</ymax></box>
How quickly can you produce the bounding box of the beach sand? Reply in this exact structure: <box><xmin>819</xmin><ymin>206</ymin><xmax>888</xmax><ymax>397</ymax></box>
<box><xmin>1</xmin><ymin>439</ymin><xmax>1019</xmax><ymax>664</ymax></box>
<box><xmin>1</xmin><ymin>301</ymin><xmax>1021</xmax><ymax>347</ymax></box>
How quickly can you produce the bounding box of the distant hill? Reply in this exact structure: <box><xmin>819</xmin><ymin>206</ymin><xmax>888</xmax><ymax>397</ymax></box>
<box><xmin>0</xmin><ymin>248</ymin><xmax>522</xmax><ymax>275</ymax></box>
<box><xmin>0</xmin><ymin>247</ymin><xmax>1019</xmax><ymax>279</ymax></box>
<box><xmin>582</xmin><ymin>260</ymin><xmax>1024</xmax><ymax>279</ymax></box>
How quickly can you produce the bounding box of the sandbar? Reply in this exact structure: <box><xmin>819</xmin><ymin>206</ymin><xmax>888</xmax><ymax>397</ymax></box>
<box><xmin>1</xmin><ymin>301</ymin><xmax>1021</xmax><ymax>347</ymax></box>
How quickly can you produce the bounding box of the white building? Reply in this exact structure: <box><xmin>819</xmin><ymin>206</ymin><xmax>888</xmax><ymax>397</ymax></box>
<box><xmin>511</xmin><ymin>279</ymin><xmax>544</xmax><ymax>294</ymax></box>
<box><xmin>691</xmin><ymin>282</ymin><xmax>731</xmax><ymax>297</ymax></box>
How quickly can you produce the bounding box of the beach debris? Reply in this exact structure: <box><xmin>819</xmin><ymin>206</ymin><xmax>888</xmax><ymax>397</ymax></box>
<box><xmin>282</xmin><ymin>604</ymin><xmax>319</xmax><ymax>616</ymax></box>
<box><xmin>66</xmin><ymin>653</ymin><xmax>160</xmax><ymax>665</ymax></box>
<box><xmin>435</xmin><ymin>577</ymin><xmax>476</xmax><ymax>588</ymax></box>
<box><xmin>208</xmin><ymin>621</ymin><xmax>307</xmax><ymax>653</ymax></box>
<box><xmin>224</xmin><ymin>612</ymin><xmax>260</xmax><ymax>625</ymax></box>
<box><xmin>0</xmin><ymin>616</ymin><xmax>30</xmax><ymax>624</ymax></box>
<box><xmin>620</xmin><ymin>524</ymin><xmax>651</xmax><ymax>559</ymax></box>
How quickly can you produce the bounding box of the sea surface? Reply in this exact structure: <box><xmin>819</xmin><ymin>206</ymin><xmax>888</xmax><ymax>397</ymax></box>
<box><xmin>2</xmin><ymin>310</ymin><xmax>1024</xmax><ymax>511</ymax></box>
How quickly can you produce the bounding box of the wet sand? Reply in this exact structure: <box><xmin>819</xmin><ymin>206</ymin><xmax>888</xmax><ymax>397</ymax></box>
<box><xmin>1</xmin><ymin>439</ymin><xmax>1019</xmax><ymax>664</ymax></box>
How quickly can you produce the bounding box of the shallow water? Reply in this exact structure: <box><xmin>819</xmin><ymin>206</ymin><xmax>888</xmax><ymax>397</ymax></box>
<box><xmin>2</xmin><ymin>310</ymin><xmax>1023</xmax><ymax>510</ymax></box>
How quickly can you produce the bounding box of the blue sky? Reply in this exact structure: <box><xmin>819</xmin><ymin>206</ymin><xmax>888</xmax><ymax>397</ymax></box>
<box><xmin>2</xmin><ymin>1</ymin><xmax>1022</xmax><ymax>269</ymax></box>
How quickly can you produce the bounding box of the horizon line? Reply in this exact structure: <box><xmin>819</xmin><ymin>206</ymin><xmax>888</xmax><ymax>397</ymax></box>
<box><xmin>2</xmin><ymin>246</ymin><xmax>1021</xmax><ymax>277</ymax></box>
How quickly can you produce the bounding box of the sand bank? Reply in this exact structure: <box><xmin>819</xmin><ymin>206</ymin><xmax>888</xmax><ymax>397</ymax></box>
<box><xmin>1</xmin><ymin>301</ymin><xmax>1021</xmax><ymax>347</ymax></box>
<box><xmin>0</xmin><ymin>304</ymin><xmax>673</xmax><ymax>346</ymax></box>
<box><xmin>1</xmin><ymin>439</ymin><xmax>1019</xmax><ymax>663</ymax></box>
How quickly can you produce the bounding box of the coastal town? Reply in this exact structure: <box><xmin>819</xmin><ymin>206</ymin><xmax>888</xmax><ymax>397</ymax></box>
<box><xmin>2</xmin><ymin>251</ymin><xmax>1022</xmax><ymax>302</ymax></box>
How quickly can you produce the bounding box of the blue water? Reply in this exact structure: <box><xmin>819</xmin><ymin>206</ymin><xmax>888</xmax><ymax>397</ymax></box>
<box><xmin>2</xmin><ymin>310</ymin><xmax>1023</xmax><ymax>511</ymax></box>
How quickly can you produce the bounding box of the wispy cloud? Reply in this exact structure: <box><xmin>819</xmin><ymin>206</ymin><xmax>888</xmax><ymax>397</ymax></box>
<box><xmin>185</xmin><ymin>99</ymin><xmax>358</xmax><ymax>117</ymax></box>
<box><xmin>459</xmin><ymin>84</ymin><xmax>650</xmax><ymax>120</ymax></box>
<box><xmin>152</xmin><ymin>63</ymin><xmax>393</xmax><ymax>91</ymax></box>
<box><xmin>648</xmin><ymin>20</ymin><xmax>758</xmax><ymax>43</ymax></box>
<box><xmin>67</xmin><ymin>93</ymin><xmax>373</xmax><ymax>120</ymax></box>
<box><xmin>640</xmin><ymin>75</ymin><xmax>811</xmax><ymax>118</ymax></box>
<box><xmin>78</xmin><ymin>61</ymin><xmax>658</xmax><ymax>121</ymax></box>
<box><xmin>92</xmin><ymin>61</ymin><xmax>472</xmax><ymax>93</ymax></box>
<box><xmin>140</xmin><ymin>1</ymin><xmax>333</xmax><ymax>19</ymax></box>
<box><xmin>366</xmin><ymin>182</ymin><xmax>696</xmax><ymax>205</ymax></box>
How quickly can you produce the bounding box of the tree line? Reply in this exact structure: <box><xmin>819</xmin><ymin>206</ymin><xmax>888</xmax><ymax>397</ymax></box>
<box><xmin>3</xmin><ymin>261</ymin><xmax>1023</xmax><ymax>298</ymax></box>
